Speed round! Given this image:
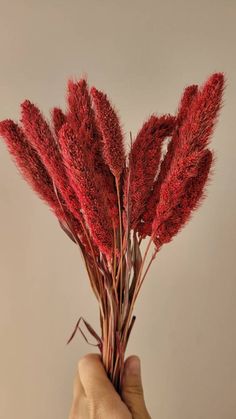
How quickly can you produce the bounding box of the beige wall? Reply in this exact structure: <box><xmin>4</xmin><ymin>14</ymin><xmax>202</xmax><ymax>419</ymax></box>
<box><xmin>0</xmin><ymin>1</ymin><xmax>236</xmax><ymax>418</ymax></box>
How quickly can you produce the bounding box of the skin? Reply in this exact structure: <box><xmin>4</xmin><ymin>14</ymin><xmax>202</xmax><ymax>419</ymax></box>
<box><xmin>68</xmin><ymin>354</ymin><xmax>151</xmax><ymax>419</ymax></box>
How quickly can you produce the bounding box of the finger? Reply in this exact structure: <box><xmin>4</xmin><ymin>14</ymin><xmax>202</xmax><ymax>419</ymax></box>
<box><xmin>121</xmin><ymin>356</ymin><xmax>151</xmax><ymax>419</ymax></box>
<box><xmin>78</xmin><ymin>353</ymin><xmax>122</xmax><ymax>416</ymax></box>
<box><xmin>73</xmin><ymin>366</ymin><xmax>86</xmax><ymax>400</ymax></box>
<box><xmin>78</xmin><ymin>353</ymin><xmax>119</xmax><ymax>400</ymax></box>
<box><xmin>68</xmin><ymin>365</ymin><xmax>87</xmax><ymax>419</ymax></box>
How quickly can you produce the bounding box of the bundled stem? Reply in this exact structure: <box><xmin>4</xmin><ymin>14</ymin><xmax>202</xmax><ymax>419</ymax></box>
<box><xmin>0</xmin><ymin>72</ymin><xmax>225</xmax><ymax>393</ymax></box>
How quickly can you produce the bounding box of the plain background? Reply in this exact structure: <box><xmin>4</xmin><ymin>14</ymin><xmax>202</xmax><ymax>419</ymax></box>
<box><xmin>0</xmin><ymin>1</ymin><xmax>235</xmax><ymax>418</ymax></box>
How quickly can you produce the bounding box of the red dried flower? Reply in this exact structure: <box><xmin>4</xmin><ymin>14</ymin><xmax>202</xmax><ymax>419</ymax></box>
<box><xmin>138</xmin><ymin>85</ymin><xmax>198</xmax><ymax>237</ymax></box>
<box><xmin>154</xmin><ymin>149</ymin><xmax>213</xmax><ymax>246</ymax></box>
<box><xmin>51</xmin><ymin>107</ymin><xmax>66</xmax><ymax>139</ymax></box>
<box><xmin>59</xmin><ymin>122</ymin><xmax>113</xmax><ymax>258</ymax></box>
<box><xmin>0</xmin><ymin>119</ymin><xmax>90</xmax><ymax>250</ymax></box>
<box><xmin>176</xmin><ymin>84</ymin><xmax>198</xmax><ymax>127</ymax></box>
<box><xmin>152</xmin><ymin>73</ymin><xmax>224</xmax><ymax>236</ymax></box>
<box><xmin>124</xmin><ymin>114</ymin><xmax>175</xmax><ymax>229</ymax></box>
<box><xmin>175</xmin><ymin>73</ymin><xmax>224</xmax><ymax>154</ymax></box>
<box><xmin>67</xmin><ymin>78</ymin><xmax>92</xmax><ymax>135</ymax></box>
<box><xmin>0</xmin><ymin>119</ymin><xmax>60</xmax><ymax>213</ymax></box>
<box><xmin>67</xmin><ymin>79</ymin><xmax>119</xmax><ymax>225</ymax></box>
<box><xmin>20</xmin><ymin>100</ymin><xmax>86</xmax><ymax>228</ymax></box>
<box><xmin>90</xmin><ymin>86</ymin><xmax>126</xmax><ymax>179</ymax></box>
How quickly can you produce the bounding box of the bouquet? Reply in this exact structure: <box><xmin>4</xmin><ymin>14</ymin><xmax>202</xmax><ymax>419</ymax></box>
<box><xmin>0</xmin><ymin>72</ymin><xmax>224</xmax><ymax>391</ymax></box>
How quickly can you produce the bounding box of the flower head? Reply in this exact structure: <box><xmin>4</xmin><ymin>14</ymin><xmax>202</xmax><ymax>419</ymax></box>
<box><xmin>51</xmin><ymin>107</ymin><xmax>66</xmax><ymax>139</ymax></box>
<box><xmin>67</xmin><ymin>79</ymin><xmax>119</xmax><ymax>225</ymax></box>
<box><xmin>0</xmin><ymin>118</ymin><xmax>90</xmax><ymax>250</ymax></box>
<box><xmin>59</xmin><ymin>122</ymin><xmax>113</xmax><ymax>258</ymax></box>
<box><xmin>124</xmin><ymin>114</ymin><xmax>175</xmax><ymax>229</ymax></box>
<box><xmin>154</xmin><ymin>149</ymin><xmax>213</xmax><ymax>246</ymax></box>
<box><xmin>138</xmin><ymin>85</ymin><xmax>198</xmax><ymax>237</ymax></box>
<box><xmin>91</xmin><ymin>86</ymin><xmax>125</xmax><ymax>179</ymax></box>
<box><xmin>152</xmin><ymin>73</ymin><xmax>224</xmax><ymax>235</ymax></box>
<box><xmin>20</xmin><ymin>100</ymin><xmax>86</xmax><ymax>230</ymax></box>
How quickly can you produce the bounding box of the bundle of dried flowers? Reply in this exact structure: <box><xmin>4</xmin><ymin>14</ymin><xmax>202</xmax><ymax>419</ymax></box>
<box><xmin>0</xmin><ymin>73</ymin><xmax>224</xmax><ymax>391</ymax></box>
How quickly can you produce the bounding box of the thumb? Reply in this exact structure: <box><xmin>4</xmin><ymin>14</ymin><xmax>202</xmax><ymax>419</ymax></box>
<box><xmin>121</xmin><ymin>356</ymin><xmax>151</xmax><ymax>419</ymax></box>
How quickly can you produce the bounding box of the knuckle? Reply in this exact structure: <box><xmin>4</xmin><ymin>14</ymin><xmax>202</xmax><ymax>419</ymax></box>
<box><xmin>77</xmin><ymin>353</ymin><xmax>100</xmax><ymax>372</ymax></box>
<box><xmin>77</xmin><ymin>355</ymin><xmax>87</xmax><ymax>372</ymax></box>
<box><xmin>123</xmin><ymin>384</ymin><xmax>144</xmax><ymax>397</ymax></box>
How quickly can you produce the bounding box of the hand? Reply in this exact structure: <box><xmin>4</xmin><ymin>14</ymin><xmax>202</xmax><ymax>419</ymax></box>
<box><xmin>68</xmin><ymin>353</ymin><xmax>151</xmax><ymax>419</ymax></box>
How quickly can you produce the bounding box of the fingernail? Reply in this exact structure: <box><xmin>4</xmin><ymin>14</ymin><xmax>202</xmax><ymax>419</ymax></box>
<box><xmin>126</xmin><ymin>356</ymin><xmax>141</xmax><ymax>375</ymax></box>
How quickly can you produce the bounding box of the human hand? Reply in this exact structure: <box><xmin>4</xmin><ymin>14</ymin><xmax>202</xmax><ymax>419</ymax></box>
<box><xmin>68</xmin><ymin>353</ymin><xmax>151</xmax><ymax>419</ymax></box>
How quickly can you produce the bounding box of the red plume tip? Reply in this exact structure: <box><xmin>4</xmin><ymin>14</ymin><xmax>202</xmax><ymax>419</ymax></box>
<box><xmin>91</xmin><ymin>86</ymin><xmax>126</xmax><ymax>179</ymax></box>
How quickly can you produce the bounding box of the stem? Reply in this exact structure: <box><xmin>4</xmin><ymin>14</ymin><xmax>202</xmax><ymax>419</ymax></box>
<box><xmin>115</xmin><ymin>177</ymin><xmax>123</xmax><ymax>322</ymax></box>
<box><xmin>122</xmin><ymin>236</ymin><xmax>153</xmax><ymax>346</ymax></box>
<box><xmin>135</xmin><ymin>247</ymin><xmax>158</xmax><ymax>297</ymax></box>
<box><xmin>111</xmin><ymin>220</ymin><xmax>118</xmax><ymax>304</ymax></box>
